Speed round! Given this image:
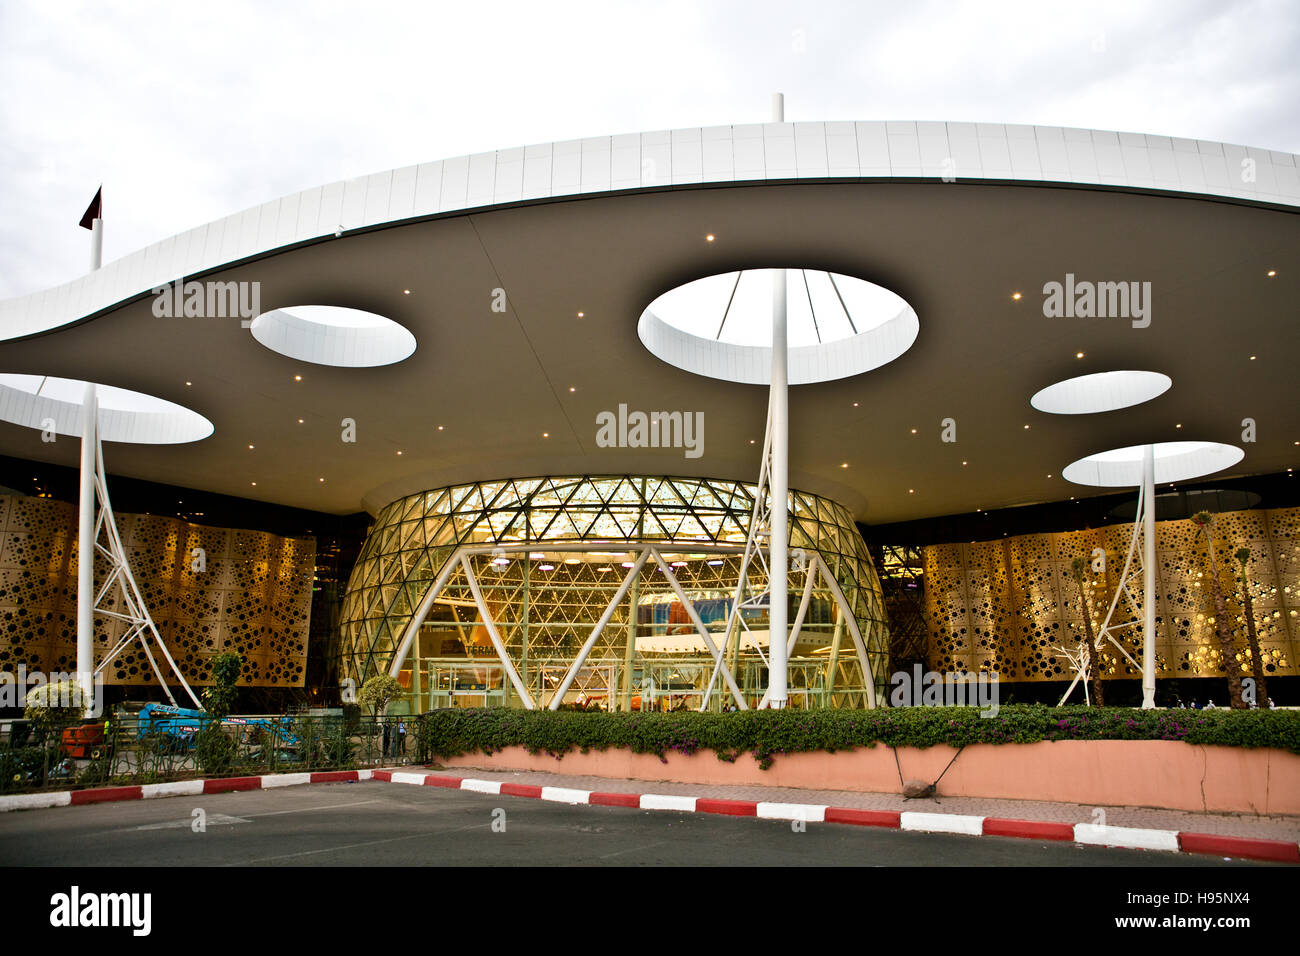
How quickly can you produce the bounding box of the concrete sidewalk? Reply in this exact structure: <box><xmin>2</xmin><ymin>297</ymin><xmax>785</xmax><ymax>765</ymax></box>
<box><xmin>426</xmin><ymin>761</ymin><xmax>1300</xmax><ymax>843</ymax></box>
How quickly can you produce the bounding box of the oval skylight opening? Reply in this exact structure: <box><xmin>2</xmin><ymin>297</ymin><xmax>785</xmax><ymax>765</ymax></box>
<box><xmin>0</xmin><ymin>374</ymin><xmax>213</xmax><ymax>444</ymax></box>
<box><xmin>1031</xmin><ymin>370</ymin><xmax>1172</xmax><ymax>414</ymax></box>
<box><xmin>1062</xmin><ymin>441</ymin><xmax>1244</xmax><ymax>487</ymax></box>
<box><xmin>250</xmin><ymin>305</ymin><xmax>416</xmax><ymax>368</ymax></box>
<box><xmin>638</xmin><ymin>269</ymin><xmax>918</xmax><ymax>385</ymax></box>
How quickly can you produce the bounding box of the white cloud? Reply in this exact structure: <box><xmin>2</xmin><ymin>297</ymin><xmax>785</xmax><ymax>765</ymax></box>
<box><xmin>0</xmin><ymin>0</ymin><xmax>1295</xmax><ymax>299</ymax></box>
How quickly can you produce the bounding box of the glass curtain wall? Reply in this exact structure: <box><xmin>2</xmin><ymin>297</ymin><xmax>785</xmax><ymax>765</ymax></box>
<box><xmin>340</xmin><ymin>476</ymin><xmax>889</xmax><ymax>710</ymax></box>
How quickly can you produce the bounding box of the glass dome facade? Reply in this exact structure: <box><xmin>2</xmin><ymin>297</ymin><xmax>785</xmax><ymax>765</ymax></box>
<box><xmin>340</xmin><ymin>475</ymin><xmax>889</xmax><ymax>711</ymax></box>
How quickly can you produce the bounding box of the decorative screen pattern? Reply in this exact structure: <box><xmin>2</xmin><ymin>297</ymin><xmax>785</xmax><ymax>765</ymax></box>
<box><xmin>339</xmin><ymin>476</ymin><xmax>890</xmax><ymax>705</ymax></box>
<box><xmin>0</xmin><ymin>494</ymin><xmax>314</xmax><ymax>686</ymax></box>
<box><xmin>923</xmin><ymin>507</ymin><xmax>1299</xmax><ymax>682</ymax></box>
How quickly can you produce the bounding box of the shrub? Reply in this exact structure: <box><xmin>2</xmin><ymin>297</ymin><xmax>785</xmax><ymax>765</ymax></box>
<box><xmin>24</xmin><ymin>679</ymin><xmax>88</xmax><ymax>739</ymax></box>
<box><xmin>357</xmin><ymin>676</ymin><xmax>405</xmax><ymax>716</ymax></box>
<box><xmin>418</xmin><ymin>704</ymin><xmax>1300</xmax><ymax>770</ymax></box>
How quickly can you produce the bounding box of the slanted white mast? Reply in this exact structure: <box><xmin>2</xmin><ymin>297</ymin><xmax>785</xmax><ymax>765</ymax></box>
<box><xmin>74</xmin><ymin>386</ymin><xmax>202</xmax><ymax>712</ymax></box>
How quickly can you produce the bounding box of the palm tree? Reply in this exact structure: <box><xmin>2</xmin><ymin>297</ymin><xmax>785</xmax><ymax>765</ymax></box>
<box><xmin>1069</xmin><ymin>556</ymin><xmax>1103</xmax><ymax>706</ymax></box>
<box><xmin>1234</xmin><ymin>546</ymin><xmax>1268</xmax><ymax>706</ymax></box>
<box><xmin>1190</xmin><ymin>512</ymin><xmax>1245</xmax><ymax>708</ymax></box>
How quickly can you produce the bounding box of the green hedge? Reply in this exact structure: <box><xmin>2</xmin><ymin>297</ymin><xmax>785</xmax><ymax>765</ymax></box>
<box><xmin>418</xmin><ymin>705</ymin><xmax>1300</xmax><ymax>770</ymax></box>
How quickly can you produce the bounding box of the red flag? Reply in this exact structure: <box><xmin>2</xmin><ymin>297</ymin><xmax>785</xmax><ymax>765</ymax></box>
<box><xmin>79</xmin><ymin>187</ymin><xmax>102</xmax><ymax>230</ymax></box>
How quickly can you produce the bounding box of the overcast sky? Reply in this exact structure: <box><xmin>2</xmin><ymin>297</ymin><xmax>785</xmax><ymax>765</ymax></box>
<box><xmin>2</xmin><ymin>0</ymin><xmax>1297</xmax><ymax>300</ymax></box>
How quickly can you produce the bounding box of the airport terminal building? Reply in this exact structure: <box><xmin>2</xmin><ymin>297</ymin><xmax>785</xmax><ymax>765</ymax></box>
<box><xmin>1</xmin><ymin>119</ymin><xmax>1296</xmax><ymax>711</ymax></box>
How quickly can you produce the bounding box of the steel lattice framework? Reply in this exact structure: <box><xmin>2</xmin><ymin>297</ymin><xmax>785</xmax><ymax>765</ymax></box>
<box><xmin>339</xmin><ymin>476</ymin><xmax>889</xmax><ymax>710</ymax></box>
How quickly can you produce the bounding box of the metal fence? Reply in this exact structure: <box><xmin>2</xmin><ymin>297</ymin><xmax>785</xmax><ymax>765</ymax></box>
<box><xmin>0</xmin><ymin>713</ymin><xmax>427</xmax><ymax>795</ymax></box>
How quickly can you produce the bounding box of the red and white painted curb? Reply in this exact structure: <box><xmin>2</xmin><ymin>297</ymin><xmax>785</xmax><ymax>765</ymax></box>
<box><xmin>370</xmin><ymin>770</ymin><xmax>1299</xmax><ymax>863</ymax></box>
<box><xmin>3</xmin><ymin>767</ymin><xmax>1296</xmax><ymax>865</ymax></box>
<box><xmin>0</xmin><ymin>769</ymin><xmax>374</xmax><ymax>811</ymax></box>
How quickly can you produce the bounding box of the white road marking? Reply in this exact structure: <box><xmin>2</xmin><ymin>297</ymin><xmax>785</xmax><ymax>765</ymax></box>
<box><xmin>130</xmin><ymin>813</ymin><xmax>250</xmax><ymax>831</ymax></box>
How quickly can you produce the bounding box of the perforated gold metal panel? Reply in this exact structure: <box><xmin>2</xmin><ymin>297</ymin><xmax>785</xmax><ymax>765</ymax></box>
<box><xmin>0</xmin><ymin>494</ymin><xmax>314</xmax><ymax>686</ymax></box>
<box><xmin>924</xmin><ymin>507</ymin><xmax>1298</xmax><ymax>681</ymax></box>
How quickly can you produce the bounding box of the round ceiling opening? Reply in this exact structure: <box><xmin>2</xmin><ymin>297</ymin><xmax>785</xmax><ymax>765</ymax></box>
<box><xmin>1031</xmin><ymin>370</ymin><xmax>1172</xmax><ymax>414</ymax></box>
<box><xmin>0</xmin><ymin>374</ymin><xmax>213</xmax><ymax>444</ymax></box>
<box><xmin>250</xmin><ymin>305</ymin><xmax>416</xmax><ymax>368</ymax></box>
<box><xmin>638</xmin><ymin>269</ymin><xmax>918</xmax><ymax>385</ymax></box>
<box><xmin>1062</xmin><ymin>441</ymin><xmax>1244</xmax><ymax>487</ymax></box>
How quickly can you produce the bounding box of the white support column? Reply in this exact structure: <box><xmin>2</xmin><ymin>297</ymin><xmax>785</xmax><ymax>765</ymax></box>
<box><xmin>786</xmin><ymin>559</ymin><xmax>817</xmax><ymax>655</ymax></box>
<box><xmin>90</xmin><ymin>218</ymin><xmax>103</xmax><ymax>271</ymax></box>
<box><xmin>461</xmin><ymin>555</ymin><xmax>536</xmax><ymax>709</ymax></box>
<box><xmin>387</xmin><ymin>550</ymin><xmax>466</xmax><ymax>679</ymax></box>
<box><xmin>769</xmin><ymin>267</ymin><xmax>789</xmax><ymax>709</ymax></box>
<box><xmin>1141</xmin><ymin>444</ymin><xmax>1157</xmax><ymax>709</ymax></box>
<box><xmin>757</xmin><ymin>563</ymin><xmax>818</xmax><ymax>709</ymax></box>
<box><xmin>76</xmin><ymin>383</ymin><xmax>98</xmax><ymax>713</ymax></box>
<box><xmin>549</xmin><ymin>550</ymin><xmax>648</xmax><ymax>709</ymax></box>
<box><xmin>814</xmin><ymin>553</ymin><xmax>878</xmax><ymax>708</ymax></box>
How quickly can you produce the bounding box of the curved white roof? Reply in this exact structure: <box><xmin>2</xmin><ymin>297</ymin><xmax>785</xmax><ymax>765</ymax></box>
<box><xmin>3</xmin><ymin>121</ymin><xmax>1298</xmax><ymax>341</ymax></box>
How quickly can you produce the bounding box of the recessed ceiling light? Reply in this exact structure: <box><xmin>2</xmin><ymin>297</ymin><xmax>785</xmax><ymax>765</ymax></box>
<box><xmin>706</xmin><ymin>234</ymin><xmax>715</xmax><ymax>242</ymax></box>
<box><xmin>1250</xmin><ymin>355</ymin><xmax>1257</xmax><ymax>360</ymax></box>
<box><xmin>840</xmin><ymin>462</ymin><xmax>848</xmax><ymax>468</ymax></box>
<box><xmin>852</xmin><ymin>402</ymin><xmax>859</xmax><ymax>407</ymax></box>
<box><xmin>539</xmin><ymin>564</ymin><xmax>555</xmax><ymax>571</ymax></box>
<box><xmin>749</xmin><ymin>439</ymin><xmax>756</xmax><ymax>445</ymax></box>
<box><xmin>396</xmin><ymin>450</ymin><xmax>403</xmax><ymax>455</ymax></box>
<box><xmin>569</xmin><ymin>387</ymin><xmax>576</xmax><ymax>392</ymax></box>
<box><xmin>251</xmin><ymin>482</ymin><xmax>257</xmax><ymax>487</ymax></box>
<box><xmin>577</xmin><ymin>312</ymin><xmax>584</xmax><ymax>318</ymax></box>
<box><xmin>1267</xmin><ymin>270</ymin><xmax>1276</xmax><ymax>277</ymax></box>
<box><xmin>1176</xmin><ymin>423</ymin><xmax>1183</xmax><ymax>429</ymax></box>
<box><xmin>910</xmin><ymin>428</ymin><xmax>917</xmax><ymax>434</ymax></box>
<box><xmin>1076</xmin><ymin>351</ymin><xmax>1085</xmax><ymax>359</ymax></box>
<box><xmin>437</xmin><ymin>425</ymin><xmax>444</xmax><ymax>431</ymax></box>
<box><xmin>908</xmin><ymin>488</ymin><xmax>915</xmax><ymax>494</ymax></box>
<box><xmin>297</xmin><ymin>418</ymin><xmax>304</xmax><ymax>424</ymax></box>
<box><xmin>542</xmin><ymin>432</ymin><xmax>550</xmax><ymax>438</ymax></box>
<box><xmin>1011</xmin><ymin>292</ymin><xmax>1022</xmax><ymax>301</ymax></box>
<box><xmin>564</xmin><ymin>558</ymin><xmax>580</xmax><ymax>565</ymax></box>
<box><xmin>1024</xmin><ymin>424</ymin><xmax>1030</xmax><ymax>430</ymax></box>
<box><xmin>403</xmin><ymin>289</ymin><xmax>411</xmax><ymax>295</ymax></box>
<box><xmin>294</xmin><ymin>375</ymin><xmax>302</xmax><ymax>381</ymax></box>
<box><xmin>1047</xmin><ymin>474</ymin><xmax>1053</xmax><ymax>478</ymax></box>
<box><xmin>319</xmin><ymin>478</ymin><xmax>324</xmax><ymax>482</ymax></box>
<box><xmin>185</xmin><ymin>381</ymin><xmax>192</xmax><ymax>387</ymax></box>
<box><xmin>962</xmin><ymin>460</ymin><xmax>968</xmax><ymax>466</ymax></box>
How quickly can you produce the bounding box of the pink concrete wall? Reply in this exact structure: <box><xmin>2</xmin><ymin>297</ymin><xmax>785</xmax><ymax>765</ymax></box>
<box><xmin>437</xmin><ymin>741</ymin><xmax>1300</xmax><ymax>815</ymax></box>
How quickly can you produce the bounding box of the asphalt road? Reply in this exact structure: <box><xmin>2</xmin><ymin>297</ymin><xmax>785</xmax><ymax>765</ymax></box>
<box><xmin>0</xmin><ymin>782</ymin><xmax>1273</xmax><ymax>867</ymax></box>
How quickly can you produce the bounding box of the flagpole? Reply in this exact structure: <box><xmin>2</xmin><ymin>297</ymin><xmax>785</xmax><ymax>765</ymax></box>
<box><xmin>81</xmin><ymin>186</ymin><xmax>103</xmax><ymax>271</ymax></box>
<box><xmin>90</xmin><ymin>218</ymin><xmax>102</xmax><ymax>271</ymax></box>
